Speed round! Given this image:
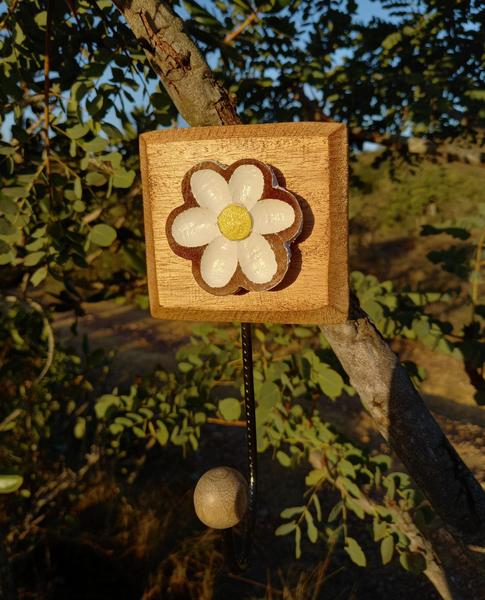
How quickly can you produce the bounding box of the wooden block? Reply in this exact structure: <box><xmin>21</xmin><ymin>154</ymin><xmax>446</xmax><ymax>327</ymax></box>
<box><xmin>140</xmin><ymin>122</ymin><xmax>348</xmax><ymax>324</ymax></box>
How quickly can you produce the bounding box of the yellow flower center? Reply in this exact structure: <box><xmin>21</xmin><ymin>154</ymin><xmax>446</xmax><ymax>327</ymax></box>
<box><xmin>217</xmin><ymin>204</ymin><xmax>252</xmax><ymax>241</ymax></box>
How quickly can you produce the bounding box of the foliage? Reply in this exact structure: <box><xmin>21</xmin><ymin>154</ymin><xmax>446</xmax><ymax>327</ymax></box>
<box><xmin>421</xmin><ymin>220</ymin><xmax>485</xmax><ymax>404</ymax></box>
<box><xmin>0</xmin><ymin>270</ymin><xmax>463</xmax><ymax>575</ymax></box>
<box><xmin>1</xmin><ymin>257</ymin><xmax>482</xmax><ymax>585</ymax></box>
<box><xmin>350</xmin><ymin>157</ymin><xmax>485</xmax><ymax>235</ymax></box>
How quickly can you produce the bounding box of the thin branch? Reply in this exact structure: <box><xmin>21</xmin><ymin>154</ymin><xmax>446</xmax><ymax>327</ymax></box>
<box><xmin>0</xmin><ymin>0</ymin><xmax>20</xmax><ymax>29</ymax></box>
<box><xmin>350</xmin><ymin>127</ymin><xmax>483</xmax><ymax>166</ymax></box>
<box><xmin>30</xmin><ymin>300</ymin><xmax>55</xmax><ymax>385</ymax></box>
<box><xmin>207</xmin><ymin>417</ymin><xmax>246</xmax><ymax>428</ymax></box>
<box><xmin>43</xmin><ymin>0</ymin><xmax>53</xmax><ymax>205</ymax></box>
<box><xmin>321</xmin><ymin>296</ymin><xmax>485</xmax><ymax>548</ymax></box>
<box><xmin>224</xmin><ymin>11</ymin><xmax>257</xmax><ymax>45</ymax></box>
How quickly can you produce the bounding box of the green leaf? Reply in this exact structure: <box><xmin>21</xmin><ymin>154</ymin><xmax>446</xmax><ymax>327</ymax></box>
<box><xmin>294</xmin><ymin>326</ymin><xmax>312</xmax><ymax>338</ymax></box>
<box><xmin>304</xmin><ymin>351</ymin><xmax>344</xmax><ymax>399</ymax></box>
<box><xmin>34</xmin><ymin>11</ymin><xmax>47</xmax><ymax>27</ymax></box>
<box><xmin>132</xmin><ymin>426</ymin><xmax>146</xmax><ymax>438</ymax></box>
<box><xmin>73</xmin><ymin>200</ymin><xmax>86</xmax><ymax>213</ymax></box>
<box><xmin>95</xmin><ymin>393</ymin><xmax>121</xmax><ymax>418</ymax></box>
<box><xmin>74</xmin><ymin>177</ymin><xmax>82</xmax><ymax>199</ymax></box>
<box><xmin>155</xmin><ymin>421</ymin><xmax>169</xmax><ymax>445</ymax></box>
<box><xmin>382</xmin><ymin>32</ymin><xmax>401</xmax><ymax>50</ymax></box>
<box><xmin>275</xmin><ymin>522</ymin><xmax>296</xmax><ymax>536</ymax></box>
<box><xmin>381</xmin><ymin>536</ymin><xmax>394</xmax><ymax>565</ymax></box>
<box><xmin>109</xmin><ymin>423</ymin><xmax>124</xmax><ymax>435</ymax></box>
<box><xmin>346</xmin><ymin>497</ymin><xmax>365</xmax><ymax>519</ymax></box>
<box><xmin>0</xmin><ymin>217</ymin><xmax>17</xmax><ymax>236</ymax></box>
<box><xmin>256</xmin><ymin>380</ymin><xmax>280</xmax><ymax>424</ymax></box>
<box><xmin>399</xmin><ymin>551</ymin><xmax>426</xmax><ymax>574</ymax></box>
<box><xmin>276</xmin><ymin>450</ymin><xmax>291</xmax><ymax>467</ymax></box>
<box><xmin>178</xmin><ymin>361</ymin><xmax>193</xmax><ymax>373</ymax></box>
<box><xmin>328</xmin><ymin>501</ymin><xmax>343</xmax><ymax>522</ymax></box>
<box><xmin>344</xmin><ymin>537</ymin><xmax>367</xmax><ymax>567</ymax></box>
<box><xmin>102</xmin><ymin>124</ymin><xmax>124</xmax><ymax>141</ymax></box>
<box><xmin>305</xmin><ymin>511</ymin><xmax>318</xmax><ymax>543</ymax></box>
<box><xmin>280</xmin><ymin>506</ymin><xmax>304</xmax><ymax>519</ymax></box>
<box><xmin>86</xmin><ymin>172</ymin><xmax>108</xmax><ymax>186</ymax></box>
<box><xmin>31</xmin><ymin>266</ymin><xmax>47</xmax><ymax>287</ymax></box>
<box><xmin>112</xmin><ymin>168</ymin><xmax>135</xmax><ymax>188</ymax></box>
<box><xmin>3</xmin><ymin>187</ymin><xmax>29</xmax><ymax>200</ymax></box>
<box><xmin>0</xmin><ymin>194</ymin><xmax>17</xmax><ymax>214</ymax></box>
<box><xmin>74</xmin><ymin>417</ymin><xmax>86</xmax><ymax>439</ymax></box>
<box><xmin>66</xmin><ymin>123</ymin><xmax>90</xmax><ymax>140</ymax></box>
<box><xmin>218</xmin><ymin>398</ymin><xmax>241</xmax><ymax>421</ymax></box>
<box><xmin>305</xmin><ymin>469</ymin><xmax>325</xmax><ymax>486</ymax></box>
<box><xmin>89</xmin><ymin>224</ymin><xmax>116</xmax><ymax>247</ymax></box>
<box><xmin>338</xmin><ymin>458</ymin><xmax>356</xmax><ymax>478</ymax></box>
<box><xmin>313</xmin><ymin>494</ymin><xmax>322</xmax><ymax>522</ymax></box>
<box><xmin>0</xmin><ymin>474</ymin><xmax>23</xmax><ymax>494</ymax></box>
<box><xmin>24</xmin><ymin>251</ymin><xmax>45</xmax><ymax>266</ymax></box>
<box><xmin>82</xmin><ymin>137</ymin><xmax>108</xmax><ymax>153</ymax></box>
<box><xmin>0</xmin><ymin>145</ymin><xmax>15</xmax><ymax>157</ymax></box>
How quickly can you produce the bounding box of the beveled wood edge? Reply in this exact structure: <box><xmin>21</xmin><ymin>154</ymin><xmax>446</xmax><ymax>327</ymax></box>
<box><xmin>140</xmin><ymin>135</ymin><xmax>161</xmax><ymax>319</ymax></box>
<box><xmin>139</xmin><ymin>121</ymin><xmax>345</xmax><ymax>145</ymax></box>
<box><xmin>148</xmin><ymin>303</ymin><xmax>348</xmax><ymax>325</ymax></box>
<box><xmin>327</xmin><ymin>125</ymin><xmax>350</xmax><ymax>319</ymax></box>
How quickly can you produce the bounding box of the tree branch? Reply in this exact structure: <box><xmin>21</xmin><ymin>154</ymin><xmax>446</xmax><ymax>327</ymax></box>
<box><xmin>299</xmin><ymin>91</ymin><xmax>483</xmax><ymax>166</ymax></box>
<box><xmin>321</xmin><ymin>297</ymin><xmax>485</xmax><ymax>548</ymax></box>
<box><xmin>350</xmin><ymin>128</ymin><xmax>483</xmax><ymax>166</ymax></box>
<box><xmin>113</xmin><ymin>0</ymin><xmax>485</xmax><ymax>551</ymax></box>
<box><xmin>112</xmin><ymin>0</ymin><xmax>239</xmax><ymax>127</ymax></box>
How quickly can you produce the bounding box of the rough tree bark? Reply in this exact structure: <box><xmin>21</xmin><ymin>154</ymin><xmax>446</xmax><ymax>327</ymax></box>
<box><xmin>113</xmin><ymin>0</ymin><xmax>485</xmax><ymax>576</ymax></box>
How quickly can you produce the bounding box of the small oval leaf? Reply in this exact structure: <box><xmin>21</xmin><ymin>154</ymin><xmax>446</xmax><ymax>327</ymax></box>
<box><xmin>0</xmin><ymin>474</ymin><xmax>23</xmax><ymax>494</ymax></box>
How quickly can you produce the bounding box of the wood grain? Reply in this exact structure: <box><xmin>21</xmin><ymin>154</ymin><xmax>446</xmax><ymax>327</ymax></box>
<box><xmin>193</xmin><ymin>466</ymin><xmax>248</xmax><ymax>529</ymax></box>
<box><xmin>140</xmin><ymin>122</ymin><xmax>348</xmax><ymax>324</ymax></box>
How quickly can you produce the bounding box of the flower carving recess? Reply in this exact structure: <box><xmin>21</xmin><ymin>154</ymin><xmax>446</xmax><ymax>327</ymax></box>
<box><xmin>166</xmin><ymin>159</ymin><xmax>303</xmax><ymax>296</ymax></box>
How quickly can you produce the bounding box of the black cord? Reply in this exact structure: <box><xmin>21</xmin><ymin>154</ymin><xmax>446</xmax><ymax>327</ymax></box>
<box><xmin>224</xmin><ymin>322</ymin><xmax>257</xmax><ymax>572</ymax></box>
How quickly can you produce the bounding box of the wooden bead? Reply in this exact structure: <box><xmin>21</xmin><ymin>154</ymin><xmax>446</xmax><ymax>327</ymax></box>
<box><xmin>193</xmin><ymin>466</ymin><xmax>248</xmax><ymax>529</ymax></box>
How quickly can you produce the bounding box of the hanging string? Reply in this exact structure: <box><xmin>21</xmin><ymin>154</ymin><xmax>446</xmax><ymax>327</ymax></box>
<box><xmin>224</xmin><ymin>322</ymin><xmax>258</xmax><ymax>572</ymax></box>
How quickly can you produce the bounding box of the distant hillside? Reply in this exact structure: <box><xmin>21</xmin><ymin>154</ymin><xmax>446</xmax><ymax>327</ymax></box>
<box><xmin>350</xmin><ymin>153</ymin><xmax>484</xmax><ymax>241</ymax></box>
<box><xmin>349</xmin><ymin>153</ymin><xmax>485</xmax><ymax>293</ymax></box>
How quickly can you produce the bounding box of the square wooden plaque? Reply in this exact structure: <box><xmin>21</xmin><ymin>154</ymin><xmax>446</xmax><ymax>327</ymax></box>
<box><xmin>140</xmin><ymin>122</ymin><xmax>348</xmax><ymax>324</ymax></box>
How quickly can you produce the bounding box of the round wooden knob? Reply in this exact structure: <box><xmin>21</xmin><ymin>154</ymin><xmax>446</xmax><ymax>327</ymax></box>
<box><xmin>193</xmin><ymin>466</ymin><xmax>248</xmax><ymax>529</ymax></box>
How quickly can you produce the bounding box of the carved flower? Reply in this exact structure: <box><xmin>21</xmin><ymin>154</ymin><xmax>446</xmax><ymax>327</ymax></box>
<box><xmin>166</xmin><ymin>159</ymin><xmax>303</xmax><ymax>295</ymax></box>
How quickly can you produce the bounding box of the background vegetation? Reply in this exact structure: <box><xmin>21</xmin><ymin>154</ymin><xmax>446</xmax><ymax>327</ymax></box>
<box><xmin>0</xmin><ymin>0</ymin><xmax>483</xmax><ymax>598</ymax></box>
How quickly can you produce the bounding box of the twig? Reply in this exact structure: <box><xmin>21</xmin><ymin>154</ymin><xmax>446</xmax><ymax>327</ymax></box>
<box><xmin>0</xmin><ymin>409</ymin><xmax>22</xmax><ymax>433</ymax></box>
<box><xmin>207</xmin><ymin>417</ymin><xmax>246</xmax><ymax>428</ymax></box>
<box><xmin>471</xmin><ymin>228</ymin><xmax>485</xmax><ymax>311</ymax></box>
<box><xmin>0</xmin><ymin>0</ymin><xmax>20</xmax><ymax>29</ymax></box>
<box><xmin>29</xmin><ymin>301</ymin><xmax>55</xmax><ymax>386</ymax></box>
<box><xmin>311</xmin><ymin>538</ymin><xmax>338</xmax><ymax>600</ymax></box>
<box><xmin>43</xmin><ymin>0</ymin><xmax>54</xmax><ymax>205</ymax></box>
<box><xmin>224</xmin><ymin>11</ymin><xmax>257</xmax><ymax>45</ymax></box>
<box><xmin>228</xmin><ymin>572</ymin><xmax>283</xmax><ymax>595</ymax></box>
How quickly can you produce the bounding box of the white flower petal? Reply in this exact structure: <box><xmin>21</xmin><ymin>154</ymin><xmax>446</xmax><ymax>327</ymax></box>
<box><xmin>191</xmin><ymin>169</ymin><xmax>231</xmax><ymax>214</ymax></box>
<box><xmin>228</xmin><ymin>164</ymin><xmax>265</xmax><ymax>210</ymax></box>
<box><xmin>238</xmin><ymin>233</ymin><xmax>278</xmax><ymax>285</ymax></box>
<box><xmin>200</xmin><ymin>236</ymin><xmax>238</xmax><ymax>288</ymax></box>
<box><xmin>251</xmin><ymin>199</ymin><xmax>295</xmax><ymax>234</ymax></box>
<box><xmin>171</xmin><ymin>207</ymin><xmax>219</xmax><ymax>248</ymax></box>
